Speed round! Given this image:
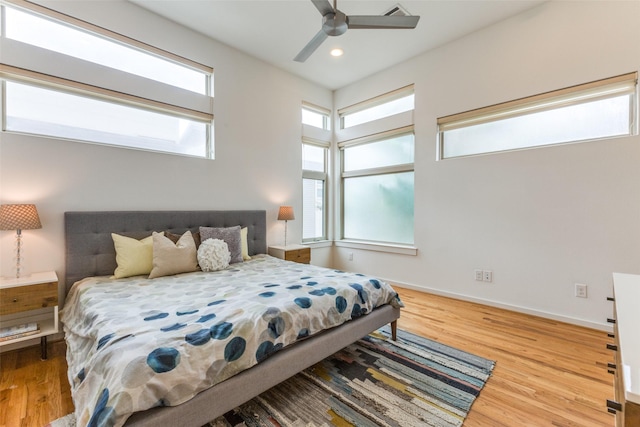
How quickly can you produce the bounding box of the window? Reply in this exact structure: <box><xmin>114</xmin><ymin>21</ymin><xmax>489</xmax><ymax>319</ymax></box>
<box><xmin>302</xmin><ymin>143</ymin><xmax>328</xmax><ymax>241</ymax></box>
<box><xmin>301</xmin><ymin>102</ymin><xmax>331</xmax><ymax>242</ymax></box>
<box><xmin>337</xmin><ymin>85</ymin><xmax>415</xmax><ymax>248</ymax></box>
<box><xmin>5</xmin><ymin>82</ymin><xmax>210</xmax><ymax>157</ymax></box>
<box><xmin>341</xmin><ymin>130</ymin><xmax>414</xmax><ymax>245</ymax></box>
<box><xmin>1</xmin><ymin>3</ymin><xmax>214</xmax><ymax>158</ymax></box>
<box><xmin>339</xmin><ymin>86</ymin><xmax>414</xmax><ymax>129</ymax></box>
<box><xmin>438</xmin><ymin>73</ymin><xmax>638</xmax><ymax>159</ymax></box>
<box><xmin>302</xmin><ymin>103</ymin><xmax>330</xmax><ymax>130</ymax></box>
<box><xmin>5</xmin><ymin>7</ymin><xmax>208</xmax><ymax>95</ymax></box>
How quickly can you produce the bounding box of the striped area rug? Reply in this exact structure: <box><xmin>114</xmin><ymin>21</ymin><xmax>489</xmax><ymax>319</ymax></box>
<box><xmin>209</xmin><ymin>327</ymin><xmax>495</xmax><ymax>427</ymax></box>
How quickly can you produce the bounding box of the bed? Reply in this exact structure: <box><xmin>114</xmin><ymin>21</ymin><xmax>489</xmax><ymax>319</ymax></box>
<box><xmin>63</xmin><ymin>210</ymin><xmax>401</xmax><ymax>427</ymax></box>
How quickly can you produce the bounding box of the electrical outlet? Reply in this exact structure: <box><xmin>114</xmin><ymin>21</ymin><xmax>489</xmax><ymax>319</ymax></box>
<box><xmin>483</xmin><ymin>270</ymin><xmax>493</xmax><ymax>282</ymax></box>
<box><xmin>474</xmin><ymin>270</ymin><xmax>483</xmax><ymax>281</ymax></box>
<box><xmin>348</xmin><ymin>252</ymin><xmax>353</xmax><ymax>261</ymax></box>
<box><xmin>575</xmin><ymin>283</ymin><xmax>587</xmax><ymax>298</ymax></box>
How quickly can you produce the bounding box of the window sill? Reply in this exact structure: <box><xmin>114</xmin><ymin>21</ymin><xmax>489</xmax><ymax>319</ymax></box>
<box><xmin>302</xmin><ymin>240</ymin><xmax>333</xmax><ymax>249</ymax></box>
<box><xmin>335</xmin><ymin>240</ymin><xmax>417</xmax><ymax>256</ymax></box>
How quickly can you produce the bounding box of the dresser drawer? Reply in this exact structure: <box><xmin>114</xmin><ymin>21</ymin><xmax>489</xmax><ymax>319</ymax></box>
<box><xmin>0</xmin><ymin>281</ymin><xmax>58</xmax><ymax>315</ymax></box>
<box><xmin>284</xmin><ymin>247</ymin><xmax>311</xmax><ymax>264</ymax></box>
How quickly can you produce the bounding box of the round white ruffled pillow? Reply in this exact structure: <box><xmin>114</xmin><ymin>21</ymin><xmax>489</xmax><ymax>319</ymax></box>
<box><xmin>197</xmin><ymin>238</ymin><xmax>231</xmax><ymax>272</ymax></box>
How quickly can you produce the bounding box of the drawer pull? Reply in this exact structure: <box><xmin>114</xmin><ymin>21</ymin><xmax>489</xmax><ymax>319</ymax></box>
<box><xmin>12</xmin><ymin>298</ymin><xmax>18</xmax><ymax>303</ymax></box>
<box><xmin>607</xmin><ymin>399</ymin><xmax>622</xmax><ymax>412</ymax></box>
<box><xmin>607</xmin><ymin>343</ymin><xmax>618</xmax><ymax>351</ymax></box>
<box><xmin>607</xmin><ymin>333</ymin><xmax>615</xmax><ymax>339</ymax></box>
<box><xmin>608</xmin><ymin>363</ymin><xmax>616</xmax><ymax>369</ymax></box>
<box><xmin>607</xmin><ymin>408</ymin><xmax>616</xmax><ymax>415</ymax></box>
<box><xmin>607</xmin><ymin>296</ymin><xmax>615</xmax><ymax>301</ymax></box>
<box><xmin>607</xmin><ymin>318</ymin><xmax>616</xmax><ymax>324</ymax></box>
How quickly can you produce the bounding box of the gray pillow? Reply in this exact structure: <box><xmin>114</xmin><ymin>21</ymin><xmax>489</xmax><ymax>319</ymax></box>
<box><xmin>199</xmin><ymin>225</ymin><xmax>243</xmax><ymax>264</ymax></box>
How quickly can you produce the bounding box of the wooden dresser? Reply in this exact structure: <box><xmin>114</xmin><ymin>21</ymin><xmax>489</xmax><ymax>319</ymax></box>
<box><xmin>608</xmin><ymin>273</ymin><xmax>640</xmax><ymax>426</ymax></box>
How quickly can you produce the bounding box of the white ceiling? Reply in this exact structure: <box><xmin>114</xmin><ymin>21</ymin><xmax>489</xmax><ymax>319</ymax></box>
<box><xmin>131</xmin><ymin>0</ymin><xmax>545</xmax><ymax>90</ymax></box>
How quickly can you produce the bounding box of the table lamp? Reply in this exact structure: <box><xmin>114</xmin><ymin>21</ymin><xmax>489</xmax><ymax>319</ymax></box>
<box><xmin>277</xmin><ymin>206</ymin><xmax>295</xmax><ymax>247</ymax></box>
<box><xmin>0</xmin><ymin>204</ymin><xmax>42</xmax><ymax>278</ymax></box>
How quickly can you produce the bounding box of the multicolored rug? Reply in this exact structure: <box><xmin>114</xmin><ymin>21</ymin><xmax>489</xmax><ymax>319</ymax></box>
<box><xmin>209</xmin><ymin>327</ymin><xmax>495</xmax><ymax>427</ymax></box>
<box><xmin>46</xmin><ymin>327</ymin><xmax>494</xmax><ymax>427</ymax></box>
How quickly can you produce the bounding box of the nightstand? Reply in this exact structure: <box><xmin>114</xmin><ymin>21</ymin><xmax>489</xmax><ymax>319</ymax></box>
<box><xmin>268</xmin><ymin>245</ymin><xmax>311</xmax><ymax>264</ymax></box>
<box><xmin>0</xmin><ymin>271</ymin><xmax>59</xmax><ymax>359</ymax></box>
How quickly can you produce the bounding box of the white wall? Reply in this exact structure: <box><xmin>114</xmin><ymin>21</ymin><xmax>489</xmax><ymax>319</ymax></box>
<box><xmin>333</xmin><ymin>0</ymin><xmax>640</xmax><ymax>329</ymax></box>
<box><xmin>0</xmin><ymin>1</ymin><xmax>332</xmax><ymax>292</ymax></box>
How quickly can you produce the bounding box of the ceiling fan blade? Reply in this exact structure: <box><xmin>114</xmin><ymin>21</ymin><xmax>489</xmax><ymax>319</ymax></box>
<box><xmin>311</xmin><ymin>0</ymin><xmax>334</xmax><ymax>16</ymax></box>
<box><xmin>294</xmin><ymin>29</ymin><xmax>329</xmax><ymax>62</ymax></box>
<box><xmin>347</xmin><ymin>15</ymin><xmax>420</xmax><ymax>29</ymax></box>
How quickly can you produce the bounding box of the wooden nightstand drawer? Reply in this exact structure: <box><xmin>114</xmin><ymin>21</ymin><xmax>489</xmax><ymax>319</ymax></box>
<box><xmin>0</xmin><ymin>281</ymin><xmax>58</xmax><ymax>316</ymax></box>
<box><xmin>268</xmin><ymin>245</ymin><xmax>311</xmax><ymax>264</ymax></box>
<box><xmin>284</xmin><ymin>247</ymin><xmax>311</xmax><ymax>264</ymax></box>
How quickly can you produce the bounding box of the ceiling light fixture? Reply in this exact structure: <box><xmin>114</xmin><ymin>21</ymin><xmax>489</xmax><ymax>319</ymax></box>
<box><xmin>330</xmin><ymin>48</ymin><xmax>344</xmax><ymax>57</ymax></box>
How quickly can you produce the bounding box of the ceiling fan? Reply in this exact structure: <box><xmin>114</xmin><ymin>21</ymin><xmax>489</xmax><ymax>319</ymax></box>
<box><xmin>294</xmin><ymin>0</ymin><xmax>420</xmax><ymax>62</ymax></box>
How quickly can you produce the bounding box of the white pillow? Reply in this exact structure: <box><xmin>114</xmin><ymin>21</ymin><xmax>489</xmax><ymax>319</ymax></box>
<box><xmin>197</xmin><ymin>238</ymin><xmax>231</xmax><ymax>272</ymax></box>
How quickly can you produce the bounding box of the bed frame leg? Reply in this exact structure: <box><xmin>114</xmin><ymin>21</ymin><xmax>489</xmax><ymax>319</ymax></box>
<box><xmin>390</xmin><ymin>320</ymin><xmax>397</xmax><ymax>341</ymax></box>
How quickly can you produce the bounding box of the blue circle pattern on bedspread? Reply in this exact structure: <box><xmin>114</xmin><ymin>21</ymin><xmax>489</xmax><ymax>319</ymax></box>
<box><xmin>61</xmin><ymin>254</ymin><xmax>403</xmax><ymax>427</ymax></box>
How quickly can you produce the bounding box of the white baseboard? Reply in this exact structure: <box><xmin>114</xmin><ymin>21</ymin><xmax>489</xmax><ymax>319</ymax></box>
<box><xmin>388</xmin><ymin>279</ymin><xmax>612</xmax><ymax>332</ymax></box>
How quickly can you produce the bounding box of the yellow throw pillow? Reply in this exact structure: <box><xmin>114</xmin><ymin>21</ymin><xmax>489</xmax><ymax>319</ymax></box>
<box><xmin>112</xmin><ymin>233</ymin><xmax>160</xmax><ymax>279</ymax></box>
<box><xmin>241</xmin><ymin>227</ymin><xmax>251</xmax><ymax>261</ymax></box>
<box><xmin>149</xmin><ymin>230</ymin><xmax>198</xmax><ymax>279</ymax></box>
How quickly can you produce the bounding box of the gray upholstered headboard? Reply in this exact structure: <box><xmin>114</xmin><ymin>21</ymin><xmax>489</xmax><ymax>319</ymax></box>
<box><xmin>65</xmin><ymin>210</ymin><xmax>267</xmax><ymax>292</ymax></box>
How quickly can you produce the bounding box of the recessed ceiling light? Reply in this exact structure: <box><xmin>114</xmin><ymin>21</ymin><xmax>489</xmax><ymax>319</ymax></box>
<box><xmin>330</xmin><ymin>48</ymin><xmax>344</xmax><ymax>57</ymax></box>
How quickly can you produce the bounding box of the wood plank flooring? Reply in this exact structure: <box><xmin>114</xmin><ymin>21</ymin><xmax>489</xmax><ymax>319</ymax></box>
<box><xmin>0</xmin><ymin>339</ymin><xmax>72</xmax><ymax>427</ymax></box>
<box><xmin>0</xmin><ymin>287</ymin><xmax>614</xmax><ymax>426</ymax></box>
<box><xmin>395</xmin><ymin>287</ymin><xmax>614</xmax><ymax>427</ymax></box>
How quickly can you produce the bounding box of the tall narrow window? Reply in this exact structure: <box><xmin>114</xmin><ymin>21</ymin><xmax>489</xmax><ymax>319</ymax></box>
<box><xmin>438</xmin><ymin>73</ymin><xmax>637</xmax><ymax>159</ymax></box>
<box><xmin>301</xmin><ymin>102</ymin><xmax>331</xmax><ymax>242</ymax></box>
<box><xmin>302</xmin><ymin>143</ymin><xmax>328</xmax><ymax>241</ymax></box>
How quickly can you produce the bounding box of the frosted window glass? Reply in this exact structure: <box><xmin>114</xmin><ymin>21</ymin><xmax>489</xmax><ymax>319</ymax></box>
<box><xmin>343</xmin><ymin>94</ymin><xmax>414</xmax><ymax>128</ymax></box>
<box><xmin>302</xmin><ymin>108</ymin><xmax>329</xmax><ymax>130</ymax></box>
<box><xmin>343</xmin><ymin>172</ymin><xmax>414</xmax><ymax>244</ymax></box>
<box><xmin>442</xmin><ymin>95</ymin><xmax>632</xmax><ymax>158</ymax></box>
<box><xmin>5</xmin><ymin>82</ymin><xmax>208</xmax><ymax>157</ymax></box>
<box><xmin>6</xmin><ymin>7</ymin><xmax>208</xmax><ymax>95</ymax></box>
<box><xmin>302</xmin><ymin>144</ymin><xmax>325</xmax><ymax>172</ymax></box>
<box><xmin>344</xmin><ymin>134</ymin><xmax>414</xmax><ymax>171</ymax></box>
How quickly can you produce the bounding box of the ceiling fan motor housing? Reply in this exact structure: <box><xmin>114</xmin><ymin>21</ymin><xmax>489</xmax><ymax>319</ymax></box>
<box><xmin>322</xmin><ymin>10</ymin><xmax>348</xmax><ymax>36</ymax></box>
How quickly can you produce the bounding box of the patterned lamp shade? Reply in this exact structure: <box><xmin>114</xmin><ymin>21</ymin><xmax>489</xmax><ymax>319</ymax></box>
<box><xmin>0</xmin><ymin>204</ymin><xmax>42</xmax><ymax>231</ymax></box>
<box><xmin>277</xmin><ymin>206</ymin><xmax>295</xmax><ymax>221</ymax></box>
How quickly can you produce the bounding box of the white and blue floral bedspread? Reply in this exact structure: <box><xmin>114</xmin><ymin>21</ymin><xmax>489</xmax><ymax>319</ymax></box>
<box><xmin>61</xmin><ymin>254</ymin><xmax>403</xmax><ymax>427</ymax></box>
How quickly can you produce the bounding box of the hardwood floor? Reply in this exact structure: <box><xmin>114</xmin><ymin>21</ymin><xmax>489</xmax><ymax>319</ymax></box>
<box><xmin>395</xmin><ymin>287</ymin><xmax>614</xmax><ymax>427</ymax></box>
<box><xmin>0</xmin><ymin>287</ymin><xmax>614</xmax><ymax>426</ymax></box>
<box><xmin>0</xmin><ymin>339</ymin><xmax>72</xmax><ymax>427</ymax></box>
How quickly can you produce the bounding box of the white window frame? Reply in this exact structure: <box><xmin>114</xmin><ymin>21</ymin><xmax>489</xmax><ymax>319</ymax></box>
<box><xmin>0</xmin><ymin>1</ymin><xmax>214</xmax><ymax>158</ymax></box>
<box><xmin>338</xmin><ymin>85</ymin><xmax>414</xmax><ymax>130</ymax></box>
<box><xmin>437</xmin><ymin>72</ymin><xmax>638</xmax><ymax>159</ymax></box>
<box><xmin>302</xmin><ymin>138</ymin><xmax>329</xmax><ymax>243</ymax></box>
<box><xmin>335</xmin><ymin>85</ymin><xmax>417</xmax><ymax>254</ymax></box>
<box><xmin>302</xmin><ymin>102</ymin><xmax>331</xmax><ymax>131</ymax></box>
